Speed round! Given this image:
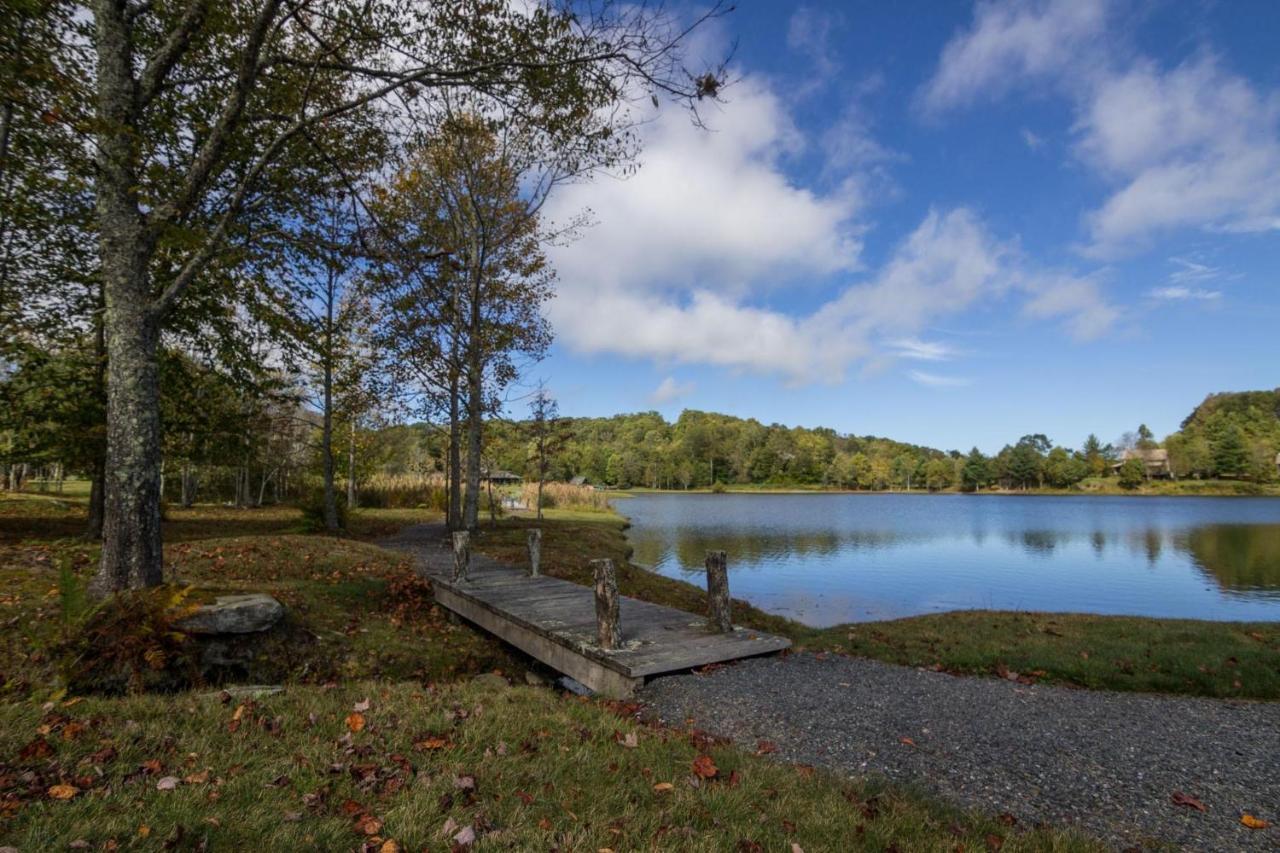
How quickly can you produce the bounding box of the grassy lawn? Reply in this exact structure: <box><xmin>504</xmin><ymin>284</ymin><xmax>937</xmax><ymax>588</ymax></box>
<box><xmin>0</xmin><ymin>680</ymin><xmax>1095</xmax><ymax>852</ymax></box>
<box><xmin>474</xmin><ymin>509</ymin><xmax>1280</xmax><ymax>701</ymax></box>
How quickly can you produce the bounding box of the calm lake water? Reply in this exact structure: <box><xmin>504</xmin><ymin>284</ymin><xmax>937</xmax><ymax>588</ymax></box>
<box><xmin>620</xmin><ymin>493</ymin><xmax>1280</xmax><ymax>626</ymax></box>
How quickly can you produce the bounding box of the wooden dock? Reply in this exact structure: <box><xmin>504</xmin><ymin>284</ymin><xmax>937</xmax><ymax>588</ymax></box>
<box><xmin>396</xmin><ymin>526</ymin><xmax>791</xmax><ymax>697</ymax></box>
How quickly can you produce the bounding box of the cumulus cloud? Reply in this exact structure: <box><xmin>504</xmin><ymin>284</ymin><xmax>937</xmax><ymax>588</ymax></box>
<box><xmin>542</xmin><ymin>65</ymin><xmax>1116</xmax><ymax>384</ymax></box>
<box><xmin>918</xmin><ymin>0</ymin><xmax>1111</xmax><ymax>115</ymax></box>
<box><xmin>920</xmin><ymin>0</ymin><xmax>1280</xmax><ymax>255</ymax></box>
<box><xmin>649</xmin><ymin>376</ymin><xmax>696</xmax><ymax>404</ymax></box>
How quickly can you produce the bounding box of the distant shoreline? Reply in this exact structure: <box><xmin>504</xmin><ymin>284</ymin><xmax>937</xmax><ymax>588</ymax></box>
<box><xmin>606</xmin><ymin>481</ymin><xmax>1280</xmax><ymax>499</ymax></box>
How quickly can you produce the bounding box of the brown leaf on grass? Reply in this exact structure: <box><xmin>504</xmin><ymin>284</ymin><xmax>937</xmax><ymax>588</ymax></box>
<box><xmin>736</xmin><ymin>841</ymin><xmax>763</xmax><ymax>853</ymax></box>
<box><xmin>345</xmin><ymin>713</ymin><xmax>366</xmax><ymax>733</ymax></box>
<box><xmin>18</xmin><ymin>736</ymin><xmax>53</xmax><ymax>760</ymax></box>
<box><xmin>899</xmin><ymin>737</ymin><xmax>916</xmax><ymax>747</ymax></box>
<box><xmin>984</xmin><ymin>834</ymin><xmax>1004</xmax><ymax>851</ymax></box>
<box><xmin>353</xmin><ymin>698</ymin><xmax>371</xmax><ymax>713</ymax></box>
<box><xmin>183</xmin><ymin>770</ymin><xmax>210</xmax><ymax>785</ymax></box>
<box><xmin>413</xmin><ymin>736</ymin><xmax>450</xmax><ymax>751</ymax></box>
<box><xmin>355</xmin><ymin>814</ymin><xmax>383</xmax><ymax>835</ymax></box>
<box><xmin>692</xmin><ymin>754</ymin><xmax>718</xmax><ymax>779</ymax></box>
<box><xmin>755</xmin><ymin>740</ymin><xmax>777</xmax><ymax>755</ymax></box>
<box><xmin>620</xmin><ymin>732</ymin><xmax>639</xmax><ymax>749</ymax></box>
<box><xmin>996</xmin><ymin>813</ymin><xmax>1017</xmax><ymax>826</ymax></box>
<box><xmin>653</xmin><ymin>781</ymin><xmax>675</xmax><ymax>793</ymax></box>
<box><xmin>514</xmin><ymin>790</ymin><xmax>534</xmax><ymax>805</ymax></box>
<box><xmin>61</xmin><ymin>722</ymin><xmax>86</xmax><ymax>741</ymax></box>
<box><xmin>379</xmin><ymin>841</ymin><xmax>400</xmax><ymax>853</ymax></box>
<box><xmin>727</xmin><ymin>769</ymin><xmax>741</xmax><ymax>788</ymax></box>
<box><xmin>47</xmin><ymin>784</ymin><xmax>78</xmax><ymax>800</ymax></box>
<box><xmin>156</xmin><ymin>776</ymin><xmax>180</xmax><ymax>791</ymax></box>
<box><xmin>537</xmin><ymin>818</ymin><xmax>553</xmax><ymax>830</ymax></box>
<box><xmin>141</xmin><ymin>759</ymin><xmax>163</xmax><ymax>775</ymax></box>
<box><xmin>89</xmin><ymin>745</ymin><xmax>118</xmax><ymax>765</ymax></box>
<box><xmin>340</xmin><ymin>798</ymin><xmax>365</xmax><ymax>816</ymax></box>
<box><xmin>1171</xmin><ymin>791</ymin><xmax>1207</xmax><ymax>812</ymax></box>
<box><xmin>1241</xmin><ymin>814</ymin><xmax>1270</xmax><ymax>829</ymax></box>
<box><xmin>453</xmin><ymin>775</ymin><xmax>476</xmax><ymax>791</ymax></box>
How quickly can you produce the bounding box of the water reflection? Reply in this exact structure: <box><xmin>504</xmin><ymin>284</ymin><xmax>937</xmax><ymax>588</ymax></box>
<box><xmin>621</xmin><ymin>494</ymin><xmax>1280</xmax><ymax>625</ymax></box>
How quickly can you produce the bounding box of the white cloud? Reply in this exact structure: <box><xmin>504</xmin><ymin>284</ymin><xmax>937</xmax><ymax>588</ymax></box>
<box><xmin>909</xmin><ymin>370</ymin><xmax>972</xmax><ymax>388</ymax></box>
<box><xmin>887</xmin><ymin>337</ymin><xmax>958</xmax><ymax>362</ymax></box>
<box><xmin>1078</xmin><ymin>57</ymin><xmax>1280</xmax><ymax>255</ymax></box>
<box><xmin>787</xmin><ymin>5</ymin><xmax>842</xmax><ymax>84</ymax></box>
<box><xmin>543</xmin><ymin>68</ymin><xmax>1116</xmax><ymax>384</ymax></box>
<box><xmin>649</xmin><ymin>376</ymin><xmax>695</xmax><ymax>404</ymax></box>
<box><xmin>1148</xmin><ymin>286</ymin><xmax>1221</xmax><ymax>301</ymax></box>
<box><xmin>1021</xmin><ymin>128</ymin><xmax>1044</xmax><ymax>150</ymax></box>
<box><xmin>918</xmin><ymin>0</ymin><xmax>1111</xmax><ymax>115</ymax></box>
<box><xmin>920</xmin><ymin>1</ymin><xmax>1280</xmax><ymax>255</ymax></box>
<box><xmin>1020</xmin><ymin>272</ymin><xmax>1120</xmax><ymax>340</ymax></box>
<box><xmin>1168</xmin><ymin>257</ymin><xmax>1222</xmax><ymax>284</ymax></box>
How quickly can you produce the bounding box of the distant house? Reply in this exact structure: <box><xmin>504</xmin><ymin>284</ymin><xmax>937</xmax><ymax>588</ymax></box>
<box><xmin>1113</xmin><ymin>448</ymin><xmax>1171</xmax><ymax>478</ymax></box>
<box><xmin>480</xmin><ymin>468</ymin><xmax>522</xmax><ymax>486</ymax></box>
<box><xmin>569</xmin><ymin>475</ymin><xmax>595</xmax><ymax>490</ymax></box>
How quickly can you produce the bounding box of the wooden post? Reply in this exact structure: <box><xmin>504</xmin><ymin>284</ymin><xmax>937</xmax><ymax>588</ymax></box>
<box><xmin>526</xmin><ymin>528</ymin><xmax>542</xmax><ymax>577</ymax></box>
<box><xmin>452</xmin><ymin>531</ymin><xmax>471</xmax><ymax>582</ymax></box>
<box><xmin>591</xmin><ymin>558</ymin><xmax>620</xmax><ymax>650</ymax></box>
<box><xmin>705</xmin><ymin>550</ymin><xmax>732</xmax><ymax>633</ymax></box>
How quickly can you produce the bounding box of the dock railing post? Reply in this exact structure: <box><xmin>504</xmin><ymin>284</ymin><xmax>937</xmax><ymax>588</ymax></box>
<box><xmin>591</xmin><ymin>558</ymin><xmax>621</xmax><ymax>650</ymax></box>
<box><xmin>526</xmin><ymin>528</ymin><xmax>542</xmax><ymax>577</ymax></box>
<box><xmin>452</xmin><ymin>531</ymin><xmax>471</xmax><ymax>582</ymax></box>
<box><xmin>705</xmin><ymin>550</ymin><xmax>732</xmax><ymax>633</ymax></box>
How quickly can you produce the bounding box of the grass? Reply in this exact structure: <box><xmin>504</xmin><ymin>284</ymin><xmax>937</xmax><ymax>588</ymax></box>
<box><xmin>0</xmin><ymin>680</ymin><xmax>1097</xmax><ymax>852</ymax></box>
<box><xmin>473</xmin><ymin>509</ymin><xmax>1280</xmax><ymax>701</ymax></box>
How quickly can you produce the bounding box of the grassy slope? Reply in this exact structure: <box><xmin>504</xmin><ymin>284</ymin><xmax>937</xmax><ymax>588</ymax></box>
<box><xmin>0</xmin><ymin>496</ymin><xmax>1098</xmax><ymax>850</ymax></box>
<box><xmin>474</xmin><ymin>510</ymin><xmax>1280</xmax><ymax>701</ymax></box>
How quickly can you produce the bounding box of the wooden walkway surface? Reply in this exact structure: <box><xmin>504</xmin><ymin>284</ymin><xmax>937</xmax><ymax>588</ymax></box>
<box><xmin>389</xmin><ymin>525</ymin><xmax>791</xmax><ymax>697</ymax></box>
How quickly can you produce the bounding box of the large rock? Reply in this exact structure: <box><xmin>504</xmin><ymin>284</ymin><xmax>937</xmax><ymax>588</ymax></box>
<box><xmin>175</xmin><ymin>593</ymin><xmax>284</xmax><ymax>635</ymax></box>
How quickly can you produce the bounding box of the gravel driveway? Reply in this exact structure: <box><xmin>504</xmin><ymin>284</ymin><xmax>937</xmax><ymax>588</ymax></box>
<box><xmin>641</xmin><ymin>653</ymin><xmax>1280</xmax><ymax>850</ymax></box>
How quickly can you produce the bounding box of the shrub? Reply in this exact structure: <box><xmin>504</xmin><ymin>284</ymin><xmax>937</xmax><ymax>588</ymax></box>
<box><xmin>298</xmin><ymin>490</ymin><xmax>348</xmax><ymax>532</ymax></box>
<box><xmin>710</xmin><ymin>481</ymin><xmax>727</xmax><ymax>494</ymax></box>
<box><xmin>56</xmin><ymin>586</ymin><xmax>203</xmax><ymax>695</ymax></box>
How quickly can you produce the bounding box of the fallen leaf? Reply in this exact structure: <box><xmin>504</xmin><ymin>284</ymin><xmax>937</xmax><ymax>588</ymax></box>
<box><xmin>452</xmin><ymin>825</ymin><xmax>476</xmax><ymax>848</ymax></box>
<box><xmin>692</xmin><ymin>755</ymin><xmax>718</xmax><ymax>779</ymax></box>
<box><xmin>353</xmin><ymin>698</ymin><xmax>371</xmax><ymax>713</ymax></box>
<box><xmin>138</xmin><ymin>825</ymin><xmax>151</xmax><ymax>838</ymax></box>
<box><xmin>345</xmin><ymin>712</ymin><xmax>366</xmax><ymax>733</ymax></box>
<box><xmin>414</xmin><ymin>736</ymin><xmax>449</xmax><ymax>751</ymax></box>
<box><xmin>184</xmin><ymin>770</ymin><xmax>210</xmax><ymax>785</ymax></box>
<box><xmin>537</xmin><ymin>818</ymin><xmax>552</xmax><ymax>831</ymax></box>
<box><xmin>355</xmin><ymin>814</ymin><xmax>383</xmax><ymax>835</ymax></box>
<box><xmin>47</xmin><ymin>784</ymin><xmax>78</xmax><ymax>800</ymax></box>
<box><xmin>652</xmin><ymin>782</ymin><xmax>675</xmax><ymax>793</ymax></box>
<box><xmin>620</xmin><ymin>732</ymin><xmax>638</xmax><ymax>749</ymax></box>
<box><xmin>791</xmin><ymin>845</ymin><xmax>805</xmax><ymax>853</ymax></box>
<box><xmin>1171</xmin><ymin>791</ymin><xmax>1207</xmax><ymax>812</ymax></box>
<box><xmin>899</xmin><ymin>736</ymin><xmax>917</xmax><ymax>747</ymax></box>
<box><xmin>984</xmin><ymin>834</ymin><xmax>1004</xmax><ymax>851</ymax></box>
<box><xmin>379</xmin><ymin>841</ymin><xmax>400</xmax><ymax>853</ymax></box>
<box><xmin>514</xmin><ymin>790</ymin><xmax>534</xmax><ymax>805</ymax></box>
<box><xmin>755</xmin><ymin>740</ymin><xmax>778</xmax><ymax>755</ymax></box>
<box><xmin>156</xmin><ymin>776</ymin><xmax>180</xmax><ymax>791</ymax></box>
<box><xmin>453</xmin><ymin>775</ymin><xmax>476</xmax><ymax>791</ymax></box>
<box><xmin>1241</xmin><ymin>814</ymin><xmax>1270</xmax><ymax>829</ymax></box>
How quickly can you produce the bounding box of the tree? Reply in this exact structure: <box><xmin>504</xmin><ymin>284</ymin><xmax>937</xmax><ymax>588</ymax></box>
<box><xmin>960</xmin><ymin>448</ymin><xmax>991</xmax><ymax>492</ymax></box>
<box><xmin>1117</xmin><ymin>457</ymin><xmax>1146</xmax><ymax>490</ymax></box>
<box><xmin>1081</xmin><ymin>433</ymin><xmax>1110</xmax><ymax>478</ymax></box>
<box><xmin>528</xmin><ymin>383</ymin><xmax>561</xmax><ymax>520</ymax></box>
<box><xmin>1212</xmin><ymin>425</ymin><xmax>1249</xmax><ymax>478</ymax></box>
<box><xmin>923</xmin><ymin>458</ymin><xmax>953</xmax><ymax>491</ymax></box>
<box><xmin>68</xmin><ymin>0</ymin><xmax>726</xmax><ymax>592</ymax></box>
<box><xmin>1136</xmin><ymin>423</ymin><xmax>1157</xmax><ymax>450</ymax></box>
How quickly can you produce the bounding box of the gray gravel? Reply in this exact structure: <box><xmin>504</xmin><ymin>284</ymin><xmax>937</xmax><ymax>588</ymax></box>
<box><xmin>640</xmin><ymin>653</ymin><xmax>1280</xmax><ymax>850</ymax></box>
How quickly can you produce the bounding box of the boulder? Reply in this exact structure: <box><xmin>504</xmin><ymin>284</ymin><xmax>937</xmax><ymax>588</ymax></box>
<box><xmin>175</xmin><ymin>593</ymin><xmax>284</xmax><ymax>635</ymax></box>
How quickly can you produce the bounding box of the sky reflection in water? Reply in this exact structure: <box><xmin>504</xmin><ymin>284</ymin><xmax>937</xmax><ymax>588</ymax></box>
<box><xmin>621</xmin><ymin>494</ymin><xmax>1280</xmax><ymax>626</ymax></box>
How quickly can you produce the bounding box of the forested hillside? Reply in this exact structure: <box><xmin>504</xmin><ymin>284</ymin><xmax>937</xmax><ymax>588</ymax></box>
<box><xmin>1166</xmin><ymin>390</ymin><xmax>1280</xmax><ymax>480</ymax></box>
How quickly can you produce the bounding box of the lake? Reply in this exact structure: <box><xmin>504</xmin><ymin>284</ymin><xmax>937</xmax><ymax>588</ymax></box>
<box><xmin>619</xmin><ymin>493</ymin><xmax>1280</xmax><ymax>626</ymax></box>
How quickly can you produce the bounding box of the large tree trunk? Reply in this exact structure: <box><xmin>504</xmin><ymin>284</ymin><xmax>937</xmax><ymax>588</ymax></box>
<box><xmin>88</xmin><ymin>1</ymin><xmax>165</xmax><ymax>595</ymax></box>
<box><xmin>91</xmin><ymin>273</ymin><xmax>164</xmax><ymax>595</ymax></box>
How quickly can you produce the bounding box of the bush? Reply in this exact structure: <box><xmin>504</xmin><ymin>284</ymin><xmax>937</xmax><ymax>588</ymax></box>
<box><xmin>298</xmin><ymin>490</ymin><xmax>348</xmax><ymax>532</ymax></box>
<box><xmin>56</xmin><ymin>586</ymin><xmax>203</xmax><ymax>695</ymax></box>
<box><xmin>710</xmin><ymin>481</ymin><xmax>727</xmax><ymax>494</ymax></box>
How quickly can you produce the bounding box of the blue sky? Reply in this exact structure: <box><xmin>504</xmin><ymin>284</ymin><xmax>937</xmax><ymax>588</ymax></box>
<box><xmin>527</xmin><ymin>0</ymin><xmax>1280</xmax><ymax>454</ymax></box>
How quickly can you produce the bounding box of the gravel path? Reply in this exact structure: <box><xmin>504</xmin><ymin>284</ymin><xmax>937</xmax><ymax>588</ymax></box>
<box><xmin>641</xmin><ymin>653</ymin><xmax>1280</xmax><ymax>850</ymax></box>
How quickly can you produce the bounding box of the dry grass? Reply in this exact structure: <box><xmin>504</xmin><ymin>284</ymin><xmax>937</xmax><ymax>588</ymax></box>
<box><xmin>520</xmin><ymin>481</ymin><xmax>611</xmax><ymax>513</ymax></box>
